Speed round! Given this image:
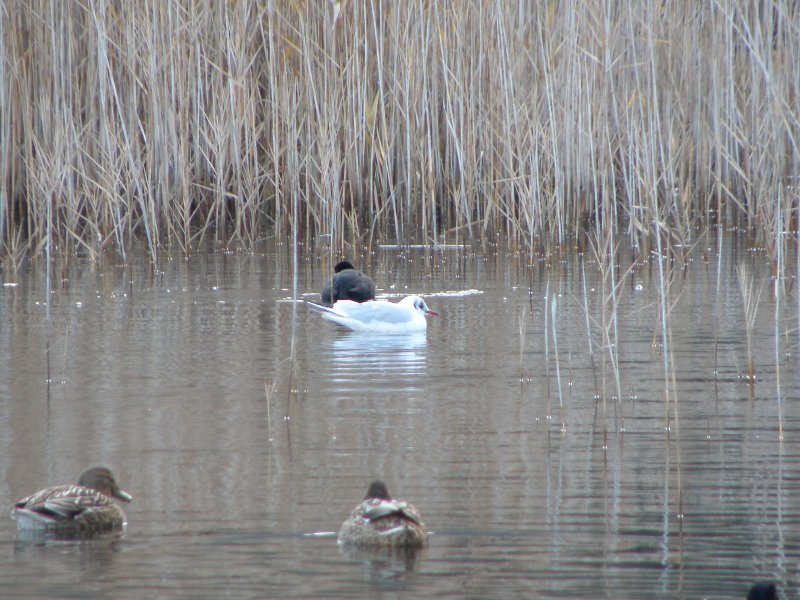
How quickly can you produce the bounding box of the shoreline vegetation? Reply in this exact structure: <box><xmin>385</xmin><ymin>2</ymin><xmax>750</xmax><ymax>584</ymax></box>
<box><xmin>1</xmin><ymin>2</ymin><xmax>798</xmax><ymax>266</ymax></box>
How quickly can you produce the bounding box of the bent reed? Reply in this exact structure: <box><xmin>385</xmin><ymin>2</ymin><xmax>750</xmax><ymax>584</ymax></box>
<box><xmin>1</xmin><ymin>1</ymin><xmax>797</xmax><ymax>263</ymax></box>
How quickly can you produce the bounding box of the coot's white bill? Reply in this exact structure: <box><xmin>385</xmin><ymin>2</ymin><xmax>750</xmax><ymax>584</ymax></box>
<box><xmin>306</xmin><ymin>295</ymin><xmax>437</xmax><ymax>332</ymax></box>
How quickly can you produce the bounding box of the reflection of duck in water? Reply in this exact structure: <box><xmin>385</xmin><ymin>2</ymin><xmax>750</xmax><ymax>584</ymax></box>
<box><xmin>11</xmin><ymin>466</ymin><xmax>132</xmax><ymax>536</ymax></box>
<box><xmin>338</xmin><ymin>541</ymin><xmax>422</xmax><ymax>582</ymax></box>
<box><xmin>338</xmin><ymin>481</ymin><xmax>429</xmax><ymax>549</ymax></box>
<box><xmin>747</xmin><ymin>582</ymin><xmax>777</xmax><ymax>600</ymax></box>
<box><xmin>321</xmin><ymin>260</ymin><xmax>376</xmax><ymax>304</ymax></box>
<box><xmin>307</xmin><ymin>295</ymin><xmax>437</xmax><ymax>332</ymax></box>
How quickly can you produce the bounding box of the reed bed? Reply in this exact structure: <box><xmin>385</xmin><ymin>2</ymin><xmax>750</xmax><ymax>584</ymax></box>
<box><xmin>1</xmin><ymin>1</ymin><xmax>798</xmax><ymax>265</ymax></box>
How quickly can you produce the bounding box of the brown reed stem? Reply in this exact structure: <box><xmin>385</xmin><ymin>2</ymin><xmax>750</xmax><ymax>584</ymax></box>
<box><xmin>1</xmin><ymin>2</ymin><xmax>798</xmax><ymax>261</ymax></box>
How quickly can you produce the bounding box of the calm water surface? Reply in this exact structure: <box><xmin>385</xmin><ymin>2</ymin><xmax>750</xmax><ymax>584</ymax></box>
<box><xmin>1</xmin><ymin>237</ymin><xmax>798</xmax><ymax>599</ymax></box>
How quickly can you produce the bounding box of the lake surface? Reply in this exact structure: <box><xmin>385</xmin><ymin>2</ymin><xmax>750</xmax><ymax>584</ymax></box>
<box><xmin>0</xmin><ymin>234</ymin><xmax>798</xmax><ymax>599</ymax></box>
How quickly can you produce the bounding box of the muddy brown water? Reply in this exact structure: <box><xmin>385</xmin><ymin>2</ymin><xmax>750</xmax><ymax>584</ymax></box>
<box><xmin>1</xmin><ymin>236</ymin><xmax>797</xmax><ymax>598</ymax></box>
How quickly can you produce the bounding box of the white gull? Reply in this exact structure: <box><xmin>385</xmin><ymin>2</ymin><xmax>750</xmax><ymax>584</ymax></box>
<box><xmin>306</xmin><ymin>295</ymin><xmax>437</xmax><ymax>332</ymax></box>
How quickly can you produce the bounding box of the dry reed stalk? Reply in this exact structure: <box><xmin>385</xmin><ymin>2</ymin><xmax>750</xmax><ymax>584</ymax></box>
<box><xmin>774</xmin><ymin>282</ymin><xmax>784</xmax><ymax>441</ymax></box>
<box><xmin>585</xmin><ymin>229</ymin><xmax>636</xmax><ymax>440</ymax></box>
<box><xmin>579</xmin><ymin>256</ymin><xmax>601</xmax><ymax>402</ymax></box>
<box><xmin>711</xmin><ymin>230</ymin><xmax>725</xmax><ymax>410</ymax></box>
<box><xmin>651</xmin><ymin>213</ymin><xmax>686</xmax><ymax>534</ymax></box>
<box><xmin>770</xmin><ymin>198</ymin><xmax>787</xmax><ymax>440</ymax></box>
<box><xmin>1</xmin><ymin>1</ymin><xmax>798</xmax><ymax>262</ymax></box>
<box><xmin>736</xmin><ymin>262</ymin><xmax>765</xmax><ymax>382</ymax></box>
<box><xmin>550</xmin><ymin>294</ymin><xmax>565</xmax><ymax>433</ymax></box>
<box><xmin>543</xmin><ymin>280</ymin><xmax>552</xmax><ymax>422</ymax></box>
<box><xmin>517</xmin><ymin>305</ymin><xmax>527</xmax><ymax>381</ymax></box>
<box><xmin>265</xmin><ymin>379</ymin><xmax>277</xmax><ymax>442</ymax></box>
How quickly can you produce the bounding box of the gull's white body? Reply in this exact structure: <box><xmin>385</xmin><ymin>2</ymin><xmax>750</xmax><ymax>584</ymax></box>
<box><xmin>306</xmin><ymin>295</ymin><xmax>437</xmax><ymax>332</ymax></box>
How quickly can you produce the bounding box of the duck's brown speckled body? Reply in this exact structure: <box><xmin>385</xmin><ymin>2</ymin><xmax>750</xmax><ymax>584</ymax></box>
<box><xmin>338</xmin><ymin>481</ymin><xmax>428</xmax><ymax>549</ymax></box>
<box><xmin>11</xmin><ymin>466</ymin><xmax>132</xmax><ymax>536</ymax></box>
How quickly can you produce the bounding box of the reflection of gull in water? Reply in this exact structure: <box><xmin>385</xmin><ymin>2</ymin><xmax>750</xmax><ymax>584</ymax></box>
<box><xmin>333</xmin><ymin>330</ymin><xmax>427</xmax><ymax>351</ymax></box>
<box><xmin>328</xmin><ymin>332</ymin><xmax>428</xmax><ymax>392</ymax></box>
<box><xmin>306</xmin><ymin>296</ymin><xmax>437</xmax><ymax>332</ymax></box>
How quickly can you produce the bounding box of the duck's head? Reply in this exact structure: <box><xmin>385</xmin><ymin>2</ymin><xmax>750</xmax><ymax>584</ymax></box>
<box><xmin>365</xmin><ymin>480</ymin><xmax>393</xmax><ymax>501</ymax></box>
<box><xmin>78</xmin><ymin>466</ymin><xmax>133</xmax><ymax>503</ymax></box>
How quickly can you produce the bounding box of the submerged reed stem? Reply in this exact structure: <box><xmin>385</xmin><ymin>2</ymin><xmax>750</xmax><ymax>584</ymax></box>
<box><xmin>736</xmin><ymin>263</ymin><xmax>764</xmax><ymax>383</ymax></box>
<box><xmin>551</xmin><ymin>295</ymin><xmax>565</xmax><ymax>433</ymax></box>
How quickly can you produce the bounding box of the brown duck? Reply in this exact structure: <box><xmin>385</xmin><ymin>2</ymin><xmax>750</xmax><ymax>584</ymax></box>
<box><xmin>338</xmin><ymin>480</ymin><xmax>428</xmax><ymax>549</ymax></box>
<box><xmin>11</xmin><ymin>466</ymin><xmax>132</xmax><ymax>536</ymax></box>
